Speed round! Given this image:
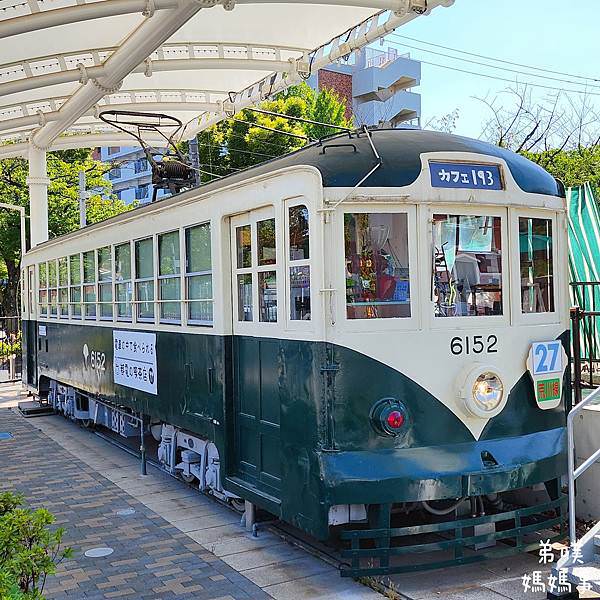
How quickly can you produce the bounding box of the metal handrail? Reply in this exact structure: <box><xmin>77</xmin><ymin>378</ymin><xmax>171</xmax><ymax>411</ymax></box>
<box><xmin>567</xmin><ymin>385</ymin><xmax>600</xmax><ymax>543</ymax></box>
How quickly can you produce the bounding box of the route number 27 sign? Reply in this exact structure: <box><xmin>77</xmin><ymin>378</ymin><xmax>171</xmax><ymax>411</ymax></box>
<box><xmin>526</xmin><ymin>341</ymin><xmax>567</xmax><ymax>410</ymax></box>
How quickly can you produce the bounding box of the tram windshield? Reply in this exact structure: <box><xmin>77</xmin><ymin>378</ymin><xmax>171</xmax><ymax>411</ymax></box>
<box><xmin>432</xmin><ymin>214</ymin><xmax>503</xmax><ymax>318</ymax></box>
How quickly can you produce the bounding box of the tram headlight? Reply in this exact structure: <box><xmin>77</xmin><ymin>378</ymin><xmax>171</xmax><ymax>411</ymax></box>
<box><xmin>472</xmin><ymin>372</ymin><xmax>504</xmax><ymax>412</ymax></box>
<box><xmin>458</xmin><ymin>366</ymin><xmax>507</xmax><ymax>418</ymax></box>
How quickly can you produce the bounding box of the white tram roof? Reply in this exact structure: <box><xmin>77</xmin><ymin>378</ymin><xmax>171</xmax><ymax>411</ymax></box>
<box><xmin>0</xmin><ymin>0</ymin><xmax>455</xmax><ymax>159</ymax></box>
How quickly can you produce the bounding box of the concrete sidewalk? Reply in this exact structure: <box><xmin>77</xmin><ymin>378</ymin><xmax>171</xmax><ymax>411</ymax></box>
<box><xmin>0</xmin><ymin>380</ymin><xmax>27</xmax><ymax>408</ymax></box>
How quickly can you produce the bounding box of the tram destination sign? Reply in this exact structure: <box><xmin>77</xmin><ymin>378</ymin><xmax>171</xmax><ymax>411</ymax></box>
<box><xmin>113</xmin><ymin>330</ymin><xmax>157</xmax><ymax>395</ymax></box>
<box><xmin>429</xmin><ymin>161</ymin><xmax>503</xmax><ymax>190</ymax></box>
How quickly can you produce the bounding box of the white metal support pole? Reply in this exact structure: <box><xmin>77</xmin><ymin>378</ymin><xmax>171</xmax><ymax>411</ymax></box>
<box><xmin>26</xmin><ymin>144</ymin><xmax>49</xmax><ymax>247</ymax></box>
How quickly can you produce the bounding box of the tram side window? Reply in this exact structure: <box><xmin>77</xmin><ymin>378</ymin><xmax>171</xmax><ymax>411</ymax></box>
<box><xmin>115</xmin><ymin>242</ymin><xmax>132</xmax><ymax>320</ymax></box>
<box><xmin>519</xmin><ymin>217</ymin><xmax>554</xmax><ymax>313</ymax></box>
<box><xmin>28</xmin><ymin>267</ymin><xmax>35</xmax><ymax>316</ymax></box>
<box><xmin>345</xmin><ymin>213</ymin><xmax>411</xmax><ymax>319</ymax></box>
<box><xmin>48</xmin><ymin>260</ymin><xmax>58</xmax><ymax>317</ymax></box>
<box><xmin>69</xmin><ymin>254</ymin><xmax>82</xmax><ymax>319</ymax></box>
<box><xmin>236</xmin><ymin>225</ymin><xmax>253</xmax><ymax>322</ymax></box>
<box><xmin>58</xmin><ymin>257</ymin><xmax>68</xmax><ymax>318</ymax></box>
<box><xmin>159</xmin><ymin>231</ymin><xmax>181</xmax><ymax>322</ymax></box>
<box><xmin>21</xmin><ymin>271</ymin><xmax>25</xmax><ymax>315</ymax></box>
<box><xmin>97</xmin><ymin>247</ymin><xmax>113</xmax><ymax>320</ymax></box>
<box><xmin>289</xmin><ymin>205</ymin><xmax>310</xmax><ymax>320</ymax></box>
<box><xmin>83</xmin><ymin>250</ymin><xmax>96</xmax><ymax>319</ymax></box>
<box><xmin>135</xmin><ymin>238</ymin><xmax>155</xmax><ymax>321</ymax></box>
<box><xmin>432</xmin><ymin>214</ymin><xmax>502</xmax><ymax>318</ymax></box>
<box><xmin>258</xmin><ymin>218</ymin><xmax>277</xmax><ymax>322</ymax></box>
<box><xmin>38</xmin><ymin>263</ymin><xmax>48</xmax><ymax>317</ymax></box>
<box><xmin>186</xmin><ymin>223</ymin><xmax>213</xmax><ymax>324</ymax></box>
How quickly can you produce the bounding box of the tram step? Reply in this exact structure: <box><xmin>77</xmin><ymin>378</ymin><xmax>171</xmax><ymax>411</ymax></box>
<box><xmin>17</xmin><ymin>400</ymin><xmax>54</xmax><ymax>418</ymax></box>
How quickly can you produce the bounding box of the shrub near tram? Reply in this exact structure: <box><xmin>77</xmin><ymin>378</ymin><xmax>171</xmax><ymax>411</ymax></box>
<box><xmin>0</xmin><ymin>492</ymin><xmax>73</xmax><ymax>600</ymax></box>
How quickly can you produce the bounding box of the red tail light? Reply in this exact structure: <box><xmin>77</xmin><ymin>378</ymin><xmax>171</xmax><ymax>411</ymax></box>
<box><xmin>386</xmin><ymin>410</ymin><xmax>405</xmax><ymax>429</ymax></box>
<box><xmin>370</xmin><ymin>398</ymin><xmax>409</xmax><ymax>437</ymax></box>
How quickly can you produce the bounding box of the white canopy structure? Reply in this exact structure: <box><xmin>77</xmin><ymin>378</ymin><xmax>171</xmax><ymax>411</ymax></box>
<box><xmin>0</xmin><ymin>0</ymin><xmax>454</xmax><ymax>246</ymax></box>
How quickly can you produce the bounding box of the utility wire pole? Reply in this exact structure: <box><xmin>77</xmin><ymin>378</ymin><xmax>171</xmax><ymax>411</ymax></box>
<box><xmin>78</xmin><ymin>170</ymin><xmax>90</xmax><ymax>228</ymax></box>
<box><xmin>188</xmin><ymin>136</ymin><xmax>201</xmax><ymax>186</ymax></box>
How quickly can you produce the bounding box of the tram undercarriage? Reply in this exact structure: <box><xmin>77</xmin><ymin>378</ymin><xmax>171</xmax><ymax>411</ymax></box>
<box><xmin>47</xmin><ymin>381</ymin><xmax>238</xmax><ymax>505</ymax></box>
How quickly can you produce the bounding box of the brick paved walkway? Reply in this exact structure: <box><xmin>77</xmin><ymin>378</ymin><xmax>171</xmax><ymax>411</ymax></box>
<box><xmin>0</xmin><ymin>408</ymin><xmax>270</xmax><ymax>600</ymax></box>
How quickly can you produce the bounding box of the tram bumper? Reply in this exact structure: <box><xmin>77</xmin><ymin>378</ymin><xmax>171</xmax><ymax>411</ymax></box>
<box><xmin>319</xmin><ymin>426</ymin><xmax>566</xmax><ymax>505</ymax></box>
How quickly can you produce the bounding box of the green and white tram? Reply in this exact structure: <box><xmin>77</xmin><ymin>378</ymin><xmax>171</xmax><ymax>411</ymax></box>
<box><xmin>20</xmin><ymin>128</ymin><xmax>570</xmax><ymax>575</ymax></box>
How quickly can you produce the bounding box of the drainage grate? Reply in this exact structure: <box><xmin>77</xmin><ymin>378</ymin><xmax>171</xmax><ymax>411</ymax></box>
<box><xmin>116</xmin><ymin>508</ymin><xmax>136</xmax><ymax>516</ymax></box>
<box><xmin>84</xmin><ymin>547</ymin><xmax>114</xmax><ymax>558</ymax></box>
<box><xmin>0</xmin><ymin>432</ymin><xmax>13</xmax><ymax>440</ymax></box>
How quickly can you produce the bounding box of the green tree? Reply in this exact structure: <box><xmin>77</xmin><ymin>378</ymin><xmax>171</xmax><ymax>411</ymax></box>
<box><xmin>195</xmin><ymin>82</ymin><xmax>352</xmax><ymax>182</ymax></box>
<box><xmin>305</xmin><ymin>87</ymin><xmax>352</xmax><ymax>140</ymax></box>
<box><xmin>475</xmin><ymin>86</ymin><xmax>600</xmax><ymax>191</ymax></box>
<box><xmin>0</xmin><ymin>149</ymin><xmax>133</xmax><ymax>316</ymax></box>
<box><xmin>524</xmin><ymin>145</ymin><xmax>600</xmax><ymax>194</ymax></box>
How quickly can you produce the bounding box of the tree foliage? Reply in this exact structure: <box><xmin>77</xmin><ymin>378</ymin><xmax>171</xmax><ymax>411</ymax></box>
<box><xmin>475</xmin><ymin>85</ymin><xmax>600</xmax><ymax>191</ymax></box>
<box><xmin>195</xmin><ymin>83</ymin><xmax>352</xmax><ymax>182</ymax></box>
<box><xmin>0</xmin><ymin>149</ymin><xmax>133</xmax><ymax>315</ymax></box>
<box><xmin>428</xmin><ymin>87</ymin><xmax>600</xmax><ymax>193</ymax></box>
<box><xmin>524</xmin><ymin>145</ymin><xmax>600</xmax><ymax>193</ymax></box>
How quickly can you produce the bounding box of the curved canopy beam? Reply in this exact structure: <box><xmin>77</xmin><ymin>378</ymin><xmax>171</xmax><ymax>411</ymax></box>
<box><xmin>0</xmin><ymin>42</ymin><xmax>308</xmax><ymax>98</ymax></box>
<box><xmin>31</xmin><ymin>3</ymin><xmax>206</xmax><ymax>149</ymax></box>
<box><xmin>181</xmin><ymin>2</ymin><xmax>447</xmax><ymax>139</ymax></box>
<box><xmin>0</xmin><ymin>132</ymin><xmax>173</xmax><ymax>160</ymax></box>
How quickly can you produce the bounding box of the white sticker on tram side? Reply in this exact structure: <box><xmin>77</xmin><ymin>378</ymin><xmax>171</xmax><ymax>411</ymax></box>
<box><xmin>113</xmin><ymin>330</ymin><xmax>157</xmax><ymax>395</ymax></box>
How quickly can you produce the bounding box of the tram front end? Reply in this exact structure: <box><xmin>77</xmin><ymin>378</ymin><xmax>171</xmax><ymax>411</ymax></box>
<box><xmin>314</xmin><ymin>139</ymin><xmax>569</xmax><ymax>575</ymax></box>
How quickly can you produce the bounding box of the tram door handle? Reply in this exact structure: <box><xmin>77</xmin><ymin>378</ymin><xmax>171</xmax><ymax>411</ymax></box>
<box><xmin>185</xmin><ymin>362</ymin><xmax>194</xmax><ymax>381</ymax></box>
<box><xmin>207</xmin><ymin>367</ymin><xmax>214</xmax><ymax>394</ymax></box>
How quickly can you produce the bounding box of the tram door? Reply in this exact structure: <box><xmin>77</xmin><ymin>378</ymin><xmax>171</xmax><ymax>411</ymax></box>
<box><xmin>230</xmin><ymin>209</ymin><xmax>282</xmax><ymax>499</ymax></box>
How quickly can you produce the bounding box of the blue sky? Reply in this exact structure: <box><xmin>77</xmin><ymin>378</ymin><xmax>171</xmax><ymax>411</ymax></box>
<box><xmin>382</xmin><ymin>0</ymin><xmax>600</xmax><ymax>138</ymax></box>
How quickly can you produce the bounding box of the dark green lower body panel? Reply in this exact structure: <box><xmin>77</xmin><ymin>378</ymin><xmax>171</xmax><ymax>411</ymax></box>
<box><xmin>24</xmin><ymin>318</ymin><xmax>569</xmax><ymax>547</ymax></box>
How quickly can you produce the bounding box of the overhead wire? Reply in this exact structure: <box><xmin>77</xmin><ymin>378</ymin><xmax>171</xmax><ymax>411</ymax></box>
<box><xmin>389</xmin><ymin>33</ymin><xmax>600</xmax><ymax>83</ymax></box>
<box><xmin>411</xmin><ymin>60</ymin><xmax>600</xmax><ymax>97</ymax></box>
<box><xmin>386</xmin><ymin>35</ymin><xmax>600</xmax><ymax>91</ymax></box>
<box><xmin>382</xmin><ymin>40</ymin><xmax>600</xmax><ymax>97</ymax></box>
<box><xmin>197</xmin><ymin>140</ymin><xmax>279</xmax><ymax>160</ymax></box>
